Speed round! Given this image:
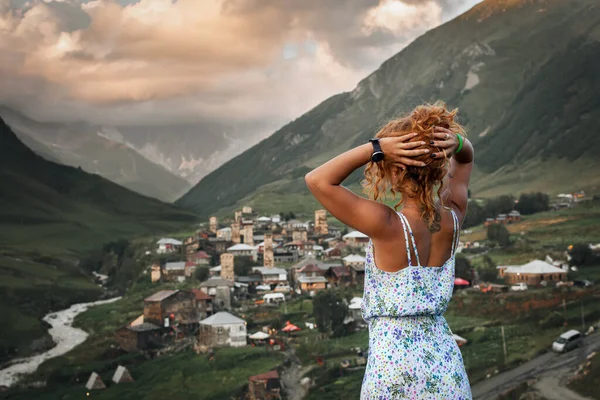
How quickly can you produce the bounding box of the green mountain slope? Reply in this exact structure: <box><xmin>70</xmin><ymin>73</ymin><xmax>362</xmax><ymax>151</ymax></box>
<box><xmin>0</xmin><ymin>107</ymin><xmax>191</xmax><ymax>202</ymax></box>
<box><xmin>0</xmin><ymin>117</ymin><xmax>197</xmax><ymax>361</ymax></box>
<box><xmin>177</xmin><ymin>0</ymin><xmax>600</xmax><ymax>217</ymax></box>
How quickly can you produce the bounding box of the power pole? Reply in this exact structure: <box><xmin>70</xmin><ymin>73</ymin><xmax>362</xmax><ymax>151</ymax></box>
<box><xmin>563</xmin><ymin>298</ymin><xmax>567</xmax><ymax>323</ymax></box>
<box><xmin>501</xmin><ymin>326</ymin><xmax>508</xmax><ymax>365</ymax></box>
<box><xmin>581</xmin><ymin>300</ymin><xmax>585</xmax><ymax>332</ymax></box>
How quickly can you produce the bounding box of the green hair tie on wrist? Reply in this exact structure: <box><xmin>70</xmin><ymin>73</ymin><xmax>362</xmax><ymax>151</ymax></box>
<box><xmin>456</xmin><ymin>134</ymin><xmax>464</xmax><ymax>154</ymax></box>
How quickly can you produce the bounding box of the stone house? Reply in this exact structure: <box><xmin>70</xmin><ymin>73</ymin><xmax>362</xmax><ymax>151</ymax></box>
<box><xmin>227</xmin><ymin>243</ymin><xmax>257</xmax><ymax>261</ymax></box>
<box><xmin>298</xmin><ymin>276</ymin><xmax>328</xmax><ymax>293</ymax></box>
<box><xmin>208</xmin><ymin>237</ymin><xmax>228</xmax><ymax>253</ymax></box>
<box><xmin>143</xmin><ymin>290</ymin><xmax>197</xmax><ymax>330</ymax></box>
<box><xmin>314</xmin><ymin>209</ymin><xmax>328</xmax><ymax>236</ymax></box>
<box><xmin>199</xmin><ymin>278</ymin><xmax>234</xmax><ymax>310</ymax></box>
<box><xmin>273</xmin><ymin>250</ymin><xmax>298</xmax><ymax>264</ymax></box>
<box><xmin>156</xmin><ymin>238</ymin><xmax>182</xmax><ymax>254</ymax></box>
<box><xmin>163</xmin><ymin>261</ymin><xmax>187</xmax><ymax>282</ymax></box>
<box><xmin>188</xmin><ymin>250</ymin><xmax>211</xmax><ymax>266</ymax></box>
<box><xmin>217</xmin><ymin>227</ymin><xmax>232</xmax><ymax>241</ymax></box>
<box><xmin>252</xmin><ymin>267</ymin><xmax>288</xmax><ymax>285</ymax></box>
<box><xmin>349</xmin><ymin>264</ymin><xmax>365</xmax><ymax>286</ymax></box>
<box><xmin>508</xmin><ymin>210</ymin><xmax>522</xmax><ymax>222</ymax></box>
<box><xmin>324</xmin><ymin>247</ymin><xmax>342</xmax><ymax>259</ymax></box>
<box><xmin>342</xmin><ymin>231</ymin><xmax>369</xmax><ymax>248</ymax></box>
<box><xmin>325</xmin><ymin>266</ymin><xmax>352</xmax><ymax>287</ymax></box>
<box><xmin>248</xmin><ymin>370</ymin><xmax>282</xmax><ymax>400</ymax></box>
<box><xmin>115</xmin><ymin>323</ymin><xmax>161</xmax><ymax>352</ymax></box>
<box><xmin>183</xmin><ymin>236</ymin><xmax>200</xmax><ymax>254</ymax></box>
<box><xmin>191</xmin><ymin>288</ymin><xmax>214</xmax><ymax>320</ymax></box>
<box><xmin>343</xmin><ymin>254</ymin><xmax>366</xmax><ymax>271</ymax></box>
<box><xmin>198</xmin><ymin>312</ymin><xmax>247</xmax><ymax>348</ymax></box>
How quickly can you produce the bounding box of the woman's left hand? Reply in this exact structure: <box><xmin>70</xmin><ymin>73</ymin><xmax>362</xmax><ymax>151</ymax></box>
<box><xmin>430</xmin><ymin>126</ymin><xmax>459</xmax><ymax>159</ymax></box>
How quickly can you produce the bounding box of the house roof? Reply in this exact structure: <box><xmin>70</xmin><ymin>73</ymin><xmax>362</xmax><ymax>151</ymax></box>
<box><xmin>313</xmin><ymin>245</ymin><xmax>324</xmax><ymax>251</ymax></box>
<box><xmin>210</xmin><ymin>265</ymin><xmax>222</xmax><ymax>272</ymax></box>
<box><xmin>502</xmin><ymin>260</ymin><xmax>566</xmax><ymax>275</ymax></box>
<box><xmin>249</xmin><ymin>370</ymin><xmax>279</xmax><ymax>382</ymax></box>
<box><xmin>200</xmin><ymin>311</ymin><xmax>245</xmax><ymax>326</ymax></box>
<box><xmin>127</xmin><ymin>322</ymin><xmax>160</xmax><ymax>332</ymax></box>
<box><xmin>253</xmin><ymin>266</ymin><xmax>287</xmax><ymax>275</ymax></box>
<box><xmin>324</xmin><ymin>248</ymin><xmax>340</xmax><ymax>254</ymax></box>
<box><xmin>348</xmin><ymin>297</ymin><xmax>362</xmax><ymax>310</ymax></box>
<box><xmin>343</xmin><ymin>230</ymin><xmax>368</xmax><ymax>239</ymax></box>
<box><xmin>298</xmin><ymin>264</ymin><xmax>322</xmax><ymax>273</ymax></box>
<box><xmin>257</xmin><ymin>217</ymin><xmax>271</xmax><ymax>222</ymax></box>
<box><xmin>157</xmin><ymin>238</ymin><xmax>182</xmax><ymax>245</ymax></box>
<box><xmin>185</xmin><ymin>261</ymin><xmax>197</xmax><ymax>267</ymax></box>
<box><xmin>298</xmin><ymin>276</ymin><xmax>328</xmax><ymax>284</ymax></box>
<box><xmin>199</xmin><ymin>277</ymin><xmax>234</xmax><ymax>287</ymax></box>
<box><xmin>145</xmin><ymin>290</ymin><xmax>178</xmax><ymax>302</ymax></box>
<box><xmin>343</xmin><ymin>254</ymin><xmax>366</xmax><ymax>263</ymax></box>
<box><xmin>192</xmin><ymin>251</ymin><xmax>211</xmax><ymax>259</ymax></box>
<box><xmin>349</xmin><ymin>264</ymin><xmax>365</xmax><ymax>272</ymax></box>
<box><xmin>236</xmin><ymin>276</ymin><xmax>262</xmax><ymax>283</ymax></box>
<box><xmin>328</xmin><ymin>266</ymin><xmax>350</xmax><ymax>277</ymax></box>
<box><xmin>164</xmin><ymin>262</ymin><xmax>186</xmax><ymax>270</ymax></box>
<box><xmin>227</xmin><ymin>243</ymin><xmax>256</xmax><ymax>251</ymax></box>
<box><xmin>191</xmin><ymin>288</ymin><xmax>212</xmax><ymax>301</ymax></box>
<box><xmin>508</xmin><ymin>210</ymin><xmax>521</xmax><ymax>216</ymax></box>
<box><xmin>217</xmin><ymin>227</ymin><xmax>232</xmax><ymax>232</ymax></box>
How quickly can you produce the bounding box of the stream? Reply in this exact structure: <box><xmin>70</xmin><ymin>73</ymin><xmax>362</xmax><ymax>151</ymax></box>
<box><xmin>0</xmin><ymin>297</ymin><xmax>121</xmax><ymax>388</ymax></box>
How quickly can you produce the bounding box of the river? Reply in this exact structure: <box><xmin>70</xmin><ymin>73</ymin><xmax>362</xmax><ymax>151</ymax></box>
<box><xmin>0</xmin><ymin>297</ymin><xmax>121</xmax><ymax>388</ymax></box>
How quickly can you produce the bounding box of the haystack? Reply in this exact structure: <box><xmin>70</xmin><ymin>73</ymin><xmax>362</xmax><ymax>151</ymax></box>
<box><xmin>112</xmin><ymin>365</ymin><xmax>134</xmax><ymax>384</ymax></box>
<box><xmin>85</xmin><ymin>372</ymin><xmax>106</xmax><ymax>390</ymax></box>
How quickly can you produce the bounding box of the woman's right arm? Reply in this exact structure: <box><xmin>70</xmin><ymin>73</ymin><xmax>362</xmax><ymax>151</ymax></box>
<box><xmin>430</xmin><ymin>127</ymin><xmax>474</xmax><ymax>219</ymax></box>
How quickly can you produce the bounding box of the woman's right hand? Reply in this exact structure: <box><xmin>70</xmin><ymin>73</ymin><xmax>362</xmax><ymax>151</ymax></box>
<box><xmin>429</xmin><ymin>126</ymin><xmax>459</xmax><ymax>159</ymax></box>
<box><xmin>379</xmin><ymin>133</ymin><xmax>429</xmax><ymax>169</ymax></box>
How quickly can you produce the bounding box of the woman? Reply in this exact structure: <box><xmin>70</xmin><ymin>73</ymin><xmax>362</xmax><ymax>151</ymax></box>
<box><xmin>305</xmin><ymin>102</ymin><xmax>474</xmax><ymax>399</ymax></box>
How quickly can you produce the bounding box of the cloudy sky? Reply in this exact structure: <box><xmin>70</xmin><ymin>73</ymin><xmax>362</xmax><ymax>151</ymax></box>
<box><xmin>0</xmin><ymin>0</ymin><xmax>482</xmax><ymax>132</ymax></box>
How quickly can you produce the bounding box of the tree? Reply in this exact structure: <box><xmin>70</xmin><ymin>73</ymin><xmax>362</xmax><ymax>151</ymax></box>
<box><xmin>463</xmin><ymin>200</ymin><xmax>485</xmax><ymax>229</ymax></box>
<box><xmin>479</xmin><ymin>255</ymin><xmax>498</xmax><ymax>282</ymax></box>
<box><xmin>455</xmin><ymin>254</ymin><xmax>472</xmax><ymax>281</ymax></box>
<box><xmin>483</xmin><ymin>195</ymin><xmax>515</xmax><ymax>218</ymax></box>
<box><xmin>487</xmin><ymin>224</ymin><xmax>511</xmax><ymax>247</ymax></box>
<box><xmin>568</xmin><ymin>244</ymin><xmax>596</xmax><ymax>266</ymax></box>
<box><xmin>515</xmin><ymin>192</ymin><xmax>550</xmax><ymax>215</ymax></box>
<box><xmin>234</xmin><ymin>256</ymin><xmax>259</xmax><ymax>276</ymax></box>
<box><xmin>195</xmin><ymin>266</ymin><xmax>209</xmax><ymax>282</ymax></box>
<box><xmin>313</xmin><ymin>290</ymin><xmax>348</xmax><ymax>338</ymax></box>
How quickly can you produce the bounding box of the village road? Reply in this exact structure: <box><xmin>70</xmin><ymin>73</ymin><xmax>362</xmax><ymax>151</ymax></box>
<box><xmin>471</xmin><ymin>332</ymin><xmax>600</xmax><ymax>400</ymax></box>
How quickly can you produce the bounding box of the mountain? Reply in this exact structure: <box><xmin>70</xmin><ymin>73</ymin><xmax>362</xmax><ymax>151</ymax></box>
<box><xmin>0</xmin><ymin>117</ymin><xmax>197</xmax><ymax>360</ymax></box>
<box><xmin>177</xmin><ymin>0</ymin><xmax>600</xmax><ymax>217</ymax></box>
<box><xmin>0</xmin><ymin>107</ymin><xmax>192</xmax><ymax>202</ymax></box>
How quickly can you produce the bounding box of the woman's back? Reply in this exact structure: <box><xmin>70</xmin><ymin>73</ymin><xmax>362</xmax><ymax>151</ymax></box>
<box><xmin>371</xmin><ymin>207</ymin><xmax>461</xmax><ymax>272</ymax></box>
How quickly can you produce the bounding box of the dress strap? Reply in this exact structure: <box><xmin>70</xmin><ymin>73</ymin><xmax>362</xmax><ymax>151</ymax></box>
<box><xmin>398</xmin><ymin>212</ymin><xmax>421</xmax><ymax>266</ymax></box>
<box><xmin>450</xmin><ymin>209</ymin><xmax>460</xmax><ymax>257</ymax></box>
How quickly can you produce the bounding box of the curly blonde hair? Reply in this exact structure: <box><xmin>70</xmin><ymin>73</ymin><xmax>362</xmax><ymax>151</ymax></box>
<box><xmin>362</xmin><ymin>101</ymin><xmax>465</xmax><ymax>231</ymax></box>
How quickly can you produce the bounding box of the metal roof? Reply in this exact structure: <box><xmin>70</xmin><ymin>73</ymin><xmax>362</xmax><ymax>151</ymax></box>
<box><xmin>298</xmin><ymin>276</ymin><xmax>328</xmax><ymax>284</ymax></box>
<box><xmin>164</xmin><ymin>262</ymin><xmax>186</xmax><ymax>270</ymax></box>
<box><xmin>343</xmin><ymin>230</ymin><xmax>368</xmax><ymax>239</ymax></box>
<box><xmin>343</xmin><ymin>254</ymin><xmax>366</xmax><ymax>263</ymax></box>
<box><xmin>199</xmin><ymin>277</ymin><xmax>234</xmax><ymax>287</ymax></box>
<box><xmin>157</xmin><ymin>238</ymin><xmax>182</xmax><ymax>245</ymax></box>
<box><xmin>253</xmin><ymin>266</ymin><xmax>287</xmax><ymax>275</ymax></box>
<box><xmin>200</xmin><ymin>311</ymin><xmax>245</xmax><ymax>326</ymax></box>
<box><xmin>502</xmin><ymin>260</ymin><xmax>566</xmax><ymax>275</ymax></box>
<box><xmin>227</xmin><ymin>244</ymin><xmax>256</xmax><ymax>251</ymax></box>
<box><xmin>144</xmin><ymin>290</ymin><xmax>178</xmax><ymax>302</ymax></box>
<box><xmin>127</xmin><ymin>323</ymin><xmax>160</xmax><ymax>332</ymax></box>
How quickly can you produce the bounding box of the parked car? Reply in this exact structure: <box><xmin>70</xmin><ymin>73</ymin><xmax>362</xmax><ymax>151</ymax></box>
<box><xmin>573</xmin><ymin>280</ymin><xmax>593</xmax><ymax>288</ymax></box>
<box><xmin>552</xmin><ymin>330</ymin><xmax>582</xmax><ymax>353</ymax></box>
<box><xmin>510</xmin><ymin>283</ymin><xmax>528</xmax><ymax>291</ymax></box>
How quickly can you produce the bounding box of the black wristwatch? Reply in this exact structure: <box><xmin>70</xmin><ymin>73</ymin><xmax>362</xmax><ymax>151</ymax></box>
<box><xmin>369</xmin><ymin>138</ymin><xmax>385</xmax><ymax>162</ymax></box>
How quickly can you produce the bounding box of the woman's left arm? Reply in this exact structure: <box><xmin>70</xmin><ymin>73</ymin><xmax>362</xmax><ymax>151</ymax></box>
<box><xmin>305</xmin><ymin>134</ymin><xmax>428</xmax><ymax>239</ymax></box>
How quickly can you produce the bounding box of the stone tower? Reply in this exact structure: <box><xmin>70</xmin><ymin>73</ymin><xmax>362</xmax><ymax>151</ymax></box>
<box><xmin>243</xmin><ymin>223</ymin><xmax>254</xmax><ymax>245</ymax></box>
<box><xmin>292</xmin><ymin>229</ymin><xmax>307</xmax><ymax>243</ymax></box>
<box><xmin>263</xmin><ymin>233</ymin><xmax>274</xmax><ymax>268</ymax></box>
<box><xmin>150</xmin><ymin>262</ymin><xmax>161</xmax><ymax>283</ymax></box>
<box><xmin>234</xmin><ymin>210</ymin><xmax>242</xmax><ymax>223</ymax></box>
<box><xmin>231</xmin><ymin>222</ymin><xmax>240</xmax><ymax>244</ymax></box>
<box><xmin>242</xmin><ymin>206</ymin><xmax>253</xmax><ymax>214</ymax></box>
<box><xmin>209</xmin><ymin>216</ymin><xmax>218</xmax><ymax>233</ymax></box>
<box><xmin>315</xmin><ymin>209</ymin><xmax>328</xmax><ymax>235</ymax></box>
<box><xmin>220</xmin><ymin>253</ymin><xmax>234</xmax><ymax>282</ymax></box>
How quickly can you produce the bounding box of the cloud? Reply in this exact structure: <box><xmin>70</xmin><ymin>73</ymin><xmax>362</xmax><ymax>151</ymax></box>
<box><xmin>0</xmin><ymin>0</ymin><xmax>482</xmax><ymax>128</ymax></box>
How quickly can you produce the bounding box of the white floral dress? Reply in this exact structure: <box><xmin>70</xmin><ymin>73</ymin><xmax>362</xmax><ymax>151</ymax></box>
<box><xmin>360</xmin><ymin>210</ymin><xmax>472</xmax><ymax>399</ymax></box>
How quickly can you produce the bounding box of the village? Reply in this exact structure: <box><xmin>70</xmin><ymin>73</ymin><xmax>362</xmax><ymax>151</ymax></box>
<box><xmin>75</xmin><ymin>191</ymin><xmax>600</xmax><ymax>399</ymax></box>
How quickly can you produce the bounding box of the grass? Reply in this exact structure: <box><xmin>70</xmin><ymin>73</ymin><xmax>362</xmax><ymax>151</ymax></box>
<box><xmin>569</xmin><ymin>352</ymin><xmax>600</xmax><ymax>400</ymax></box>
<box><xmin>6</xmin><ymin>347</ymin><xmax>284</xmax><ymax>400</ymax></box>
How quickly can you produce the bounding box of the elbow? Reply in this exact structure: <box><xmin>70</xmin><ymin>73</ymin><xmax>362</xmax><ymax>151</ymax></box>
<box><xmin>305</xmin><ymin>172</ymin><xmax>318</xmax><ymax>192</ymax></box>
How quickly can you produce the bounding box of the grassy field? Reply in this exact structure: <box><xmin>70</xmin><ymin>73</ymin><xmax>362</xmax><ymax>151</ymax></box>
<box><xmin>6</xmin><ymin>347</ymin><xmax>284</xmax><ymax>400</ymax></box>
<box><xmin>569</xmin><ymin>352</ymin><xmax>600</xmax><ymax>400</ymax></box>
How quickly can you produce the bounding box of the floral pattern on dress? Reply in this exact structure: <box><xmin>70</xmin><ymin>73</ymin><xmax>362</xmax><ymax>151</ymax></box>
<box><xmin>360</xmin><ymin>210</ymin><xmax>472</xmax><ymax>400</ymax></box>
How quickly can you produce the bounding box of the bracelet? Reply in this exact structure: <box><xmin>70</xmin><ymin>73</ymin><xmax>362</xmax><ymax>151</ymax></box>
<box><xmin>455</xmin><ymin>134</ymin><xmax>464</xmax><ymax>154</ymax></box>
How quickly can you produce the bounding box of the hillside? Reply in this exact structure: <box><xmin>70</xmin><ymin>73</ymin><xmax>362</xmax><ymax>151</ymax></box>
<box><xmin>0</xmin><ymin>107</ymin><xmax>191</xmax><ymax>202</ymax></box>
<box><xmin>0</xmin><ymin>117</ymin><xmax>198</xmax><ymax>361</ymax></box>
<box><xmin>177</xmin><ymin>0</ymin><xmax>600</xmax><ymax>217</ymax></box>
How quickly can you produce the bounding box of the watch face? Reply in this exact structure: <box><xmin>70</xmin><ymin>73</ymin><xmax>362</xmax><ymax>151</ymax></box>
<box><xmin>372</xmin><ymin>151</ymin><xmax>384</xmax><ymax>162</ymax></box>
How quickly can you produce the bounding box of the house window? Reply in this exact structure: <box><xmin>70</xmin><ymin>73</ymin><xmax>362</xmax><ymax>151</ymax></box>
<box><xmin>239</xmin><ymin>326</ymin><xmax>244</xmax><ymax>331</ymax></box>
<box><xmin>217</xmin><ymin>327</ymin><xmax>223</xmax><ymax>334</ymax></box>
